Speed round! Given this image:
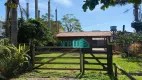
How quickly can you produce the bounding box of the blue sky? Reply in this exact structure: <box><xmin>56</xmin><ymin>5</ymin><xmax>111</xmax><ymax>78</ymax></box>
<box><xmin>0</xmin><ymin>0</ymin><xmax>136</xmax><ymax>32</ymax></box>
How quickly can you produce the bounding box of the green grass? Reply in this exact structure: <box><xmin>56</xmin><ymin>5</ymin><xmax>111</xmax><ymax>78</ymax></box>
<box><xmin>113</xmin><ymin>57</ymin><xmax>142</xmax><ymax>72</ymax></box>
<box><xmin>113</xmin><ymin>56</ymin><xmax>142</xmax><ymax>80</ymax></box>
<box><xmin>11</xmin><ymin>53</ymin><xmax>142</xmax><ymax>80</ymax></box>
<box><xmin>12</xmin><ymin>71</ymin><xmax>111</xmax><ymax>80</ymax></box>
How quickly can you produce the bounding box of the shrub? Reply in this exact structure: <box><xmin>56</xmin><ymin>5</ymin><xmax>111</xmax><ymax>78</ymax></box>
<box><xmin>0</xmin><ymin>38</ymin><xmax>31</xmax><ymax>79</ymax></box>
<box><xmin>115</xmin><ymin>32</ymin><xmax>142</xmax><ymax>57</ymax></box>
<box><xmin>128</xmin><ymin>42</ymin><xmax>142</xmax><ymax>56</ymax></box>
<box><xmin>18</xmin><ymin>19</ymin><xmax>57</xmax><ymax>45</ymax></box>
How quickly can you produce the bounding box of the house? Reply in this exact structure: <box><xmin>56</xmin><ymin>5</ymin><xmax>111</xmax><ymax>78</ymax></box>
<box><xmin>56</xmin><ymin>31</ymin><xmax>112</xmax><ymax>52</ymax></box>
<box><xmin>0</xmin><ymin>21</ymin><xmax>4</xmax><ymax>38</ymax></box>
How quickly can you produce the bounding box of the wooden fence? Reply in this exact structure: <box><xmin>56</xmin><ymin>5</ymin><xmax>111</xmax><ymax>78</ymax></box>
<box><xmin>113</xmin><ymin>63</ymin><xmax>136</xmax><ymax>80</ymax></box>
<box><xmin>29</xmin><ymin>43</ymin><xmax>113</xmax><ymax>75</ymax></box>
<box><xmin>26</xmin><ymin>42</ymin><xmax>139</xmax><ymax>79</ymax></box>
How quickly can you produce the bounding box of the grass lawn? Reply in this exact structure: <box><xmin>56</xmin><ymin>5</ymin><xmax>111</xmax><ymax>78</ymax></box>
<box><xmin>113</xmin><ymin>56</ymin><xmax>142</xmax><ymax>80</ymax></box>
<box><xmin>11</xmin><ymin>52</ymin><xmax>142</xmax><ymax>80</ymax></box>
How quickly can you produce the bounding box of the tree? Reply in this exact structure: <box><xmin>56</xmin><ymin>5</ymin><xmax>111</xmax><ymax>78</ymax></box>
<box><xmin>62</xmin><ymin>14</ymin><xmax>82</xmax><ymax>32</ymax></box>
<box><xmin>18</xmin><ymin>18</ymin><xmax>25</xmax><ymax>28</ymax></box>
<box><xmin>82</xmin><ymin>0</ymin><xmax>141</xmax><ymax>31</ymax></box>
<box><xmin>82</xmin><ymin>0</ymin><xmax>141</xmax><ymax>12</ymax></box>
<box><xmin>18</xmin><ymin>19</ymin><xmax>55</xmax><ymax>45</ymax></box>
<box><xmin>41</xmin><ymin>13</ymin><xmax>54</xmax><ymax>21</ymax></box>
<box><xmin>114</xmin><ymin>31</ymin><xmax>142</xmax><ymax>57</ymax></box>
<box><xmin>5</xmin><ymin>0</ymin><xmax>28</xmax><ymax>45</ymax></box>
<box><xmin>5</xmin><ymin>0</ymin><xmax>19</xmax><ymax>46</ymax></box>
<box><xmin>41</xmin><ymin>13</ymin><xmax>64</xmax><ymax>33</ymax></box>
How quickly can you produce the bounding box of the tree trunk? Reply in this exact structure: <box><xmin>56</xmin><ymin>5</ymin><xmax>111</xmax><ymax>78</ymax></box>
<box><xmin>11</xmin><ymin>7</ymin><xmax>18</xmax><ymax>46</ymax></box>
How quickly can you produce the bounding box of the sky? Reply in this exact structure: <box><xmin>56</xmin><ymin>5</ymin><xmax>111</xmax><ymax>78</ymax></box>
<box><xmin>0</xmin><ymin>0</ymin><xmax>137</xmax><ymax>32</ymax></box>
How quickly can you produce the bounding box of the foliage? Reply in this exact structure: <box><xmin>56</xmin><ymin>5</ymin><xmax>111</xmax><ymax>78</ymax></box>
<box><xmin>18</xmin><ymin>18</ymin><xmax>25</xmax><ymax>28</ymax></box>
<box><xmin>128</xmin><ymin>42</ymin><xmax>142</xmax><ymax>56</ymax></box>
<box><xmin>62</xmin><ymin>14</ymin><xmax>82</xmax><ymax>32</ymax></box>
<box><xmin>82</xmin><ymin>0</ymin><xmax>141</xmax><ymax>12</ymax></box>
<box><xmin>0</xmin><ymin>38</ymin><xmax>31</xmax><ymax>79</ymax></box>
<box><xmin>5</xmin><ymin>0</ymin><xmax>19</xmax><ymax>8</ymax></box>
<box><xmin>114</xmin><ymin>32</ymin><xmax>132</xmax><ymax>57</ymax></box>
<box><xmin>41</xmin><ymin>13</ymin><xmax>54</xmax><ymax>21</ymax></box>
<box><xmin>114</xmin><ymin>31</ymin><xmax>142</xmax><ymax>57</ymax></box>
<box><xmin>131</xmin><ymin>22</ymin><xmax>142</xmax><ymax>32</ymax></box>
<box><xmin>41</xmin><ymin>13</ymin><xmax>64</xmax><ymax>33</ymax></box>
<box><xmin>18</xmin><ymin>19</ymin><xmax>55</xmax><ymax>45</ymax></box>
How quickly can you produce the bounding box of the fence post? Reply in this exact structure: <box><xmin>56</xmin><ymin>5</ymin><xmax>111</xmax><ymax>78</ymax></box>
<box><xmin>114</xmin><ymin>63</ymin><xmax>118</xmax><ymax>78</ymax></box>
<box><xmin>82</xmin><ymin>53</ymin><xmax>85</xmax><ymax>74</ymax></box>
<box><xmin>107</xmin><ymin>45</ymin><xmax>113</xmax><ymax>75</ymax></box>
<box><xmin>30</xmin><ymin>43</ymin><xmax>35</xmax><ymax>69</ymax></box>
<box><xmin>80</xmin><ymin>49</ymin><xmax>82</xmax><ymax>73</ymax></box>
<box><xmin>80</xmin><ymin>49</ymin><xmax>85</xmax><ymax>74</ymax></box>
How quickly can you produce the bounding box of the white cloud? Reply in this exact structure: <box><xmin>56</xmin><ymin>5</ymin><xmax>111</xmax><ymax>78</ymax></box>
<box><xmin>53</xmin><ymin>0</ymin><xmax>73</xmax><ymax>7</ymax></box>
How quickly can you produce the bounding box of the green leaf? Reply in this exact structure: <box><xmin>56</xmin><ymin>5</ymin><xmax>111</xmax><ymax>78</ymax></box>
<box><xmin>82</xmin><ymin>3</ymin><xmax>88</xmax><ymax>12</ymax></box>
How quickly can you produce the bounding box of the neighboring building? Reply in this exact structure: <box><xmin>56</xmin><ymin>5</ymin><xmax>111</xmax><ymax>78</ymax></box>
<box><xmin>0</xmin><ymin>21</ymin><xmax>4</xmax><ymax>38</ymax></box>
<box><xmin>0</xmin><ymin>21</ymin><xmax>3</xmax><ymax>28</ymax></box>
<box><xmin>0</xmin><ymin>28</ymin><xmax>4</xmax><ymax>38</ymax></box>
<box><xmin>56</xmin><ymin>31</ymin><xmax>112</xmax><ymax>52</ymax></box>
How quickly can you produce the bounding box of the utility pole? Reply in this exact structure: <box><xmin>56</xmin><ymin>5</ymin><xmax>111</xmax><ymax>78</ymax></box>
<box><xmin>35</xmin><ymin>0</ymin><xmax>38</xmax><ymax>19</ymax></box>
<box><xmin>55</xmin><ymin>8</ymin><xmax>58</xmax><ymax>33</ymax></box>
<box><xmin>26</xmin><ymin>3</ymin><xmax>29</xmax><ymax>20</ymax></box>
<box><xmin>20</xmin><ymin>8</ymin><xmax>23</xmax><ymax>19</ymax></box>
<box><xmin>38</xmin><ymin>10</ymin><xmax>40</xmax><ymax>19</ymax></box>
<box><xmin>48</xmin><ymin>0</ymin><xmax>51</xmax><ymax>30</ymax></box>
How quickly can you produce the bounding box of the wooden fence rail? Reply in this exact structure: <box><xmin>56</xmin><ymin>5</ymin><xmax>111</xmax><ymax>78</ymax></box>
<box><xmin>113</xmin><ymin>63</ymin><xmax>136</xmax><ymax>80</ymax></box>
<box><xmin>29</xmin><ymin>43</ymin><xmax>113</xmax><ymax>75</ymax></box>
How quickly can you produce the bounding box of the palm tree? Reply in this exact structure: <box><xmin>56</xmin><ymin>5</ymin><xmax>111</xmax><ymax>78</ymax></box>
<box><xmin>11</xmin><ymin>3</ymin><xmax>18</xmax><ymax>46</ymax></box>
<box><xmin>5</xmin><ymin>0</ymin><xmax>26</xmax><ymax>46</ymax></box>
